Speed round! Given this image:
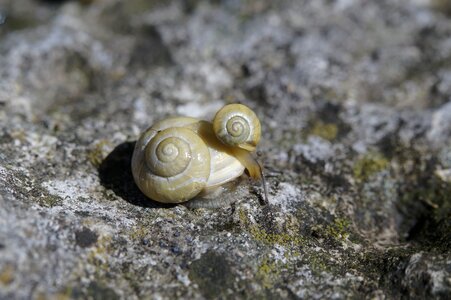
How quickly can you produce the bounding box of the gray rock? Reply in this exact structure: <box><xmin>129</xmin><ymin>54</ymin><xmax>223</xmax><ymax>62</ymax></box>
<box><xmin>428</xmin><ymin>101</ymin><xmax>451</xmax><ymax>148</ymax></box>
<box><xmin>0</xmin><ymin>0</ymin><xmax>450</xmax><ymax>299</ymax></box>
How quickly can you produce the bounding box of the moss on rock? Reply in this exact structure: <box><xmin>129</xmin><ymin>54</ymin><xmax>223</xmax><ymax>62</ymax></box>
<box><xmin>353</xmin><ymin>153</ymin><xmax>389</xmax><ymax>181</ymax></box>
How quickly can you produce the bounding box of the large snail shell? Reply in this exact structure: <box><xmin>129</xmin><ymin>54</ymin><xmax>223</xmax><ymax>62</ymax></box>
<box><xmin>132</xmin><ymin>119</ymin><xmax>211</xmax><ymax>203</ymax></box>
<box><xmin>213</xmin><ymin>104</ymin><xmax>261</xmax><ymax>152</ymax></box>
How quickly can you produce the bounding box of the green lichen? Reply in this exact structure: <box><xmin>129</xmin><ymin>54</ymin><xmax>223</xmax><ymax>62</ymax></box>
<box><xmin>353</xmin><ymin>153</ymin><xmax>389</xmax><ymax>181</ymax></box>
<box><xmin>239</xmin><ymin>209</ymin><xmax>305</xmax><ymax>247</ymax></box>
<box><xmin>306</xmin><ymin>251</ymin><xmax>332</xmax><ymax>274</ymax></box>
<box><xmin>257</xmin><ymin>257</ymin><xmax>280</xmax><ymax>289</ymax></box>
<box><xmin>130</xmin><ymin>225</ymin><xmax>149</xmax><ymax>241</ymax></box>
<box><xmin>29</xmin><ymin>183</ymin><xmax>63</xmax><ymax>207</ymax></box>
<box><xmin>325</xmin><ymin>218</ymin><xmax>351</xmax><ymax>241</ymax></box>
<box><xmin>310</xmin><ymin>121</ymin><xmax>338</xmax><ymax>141</ymax></box>
<box><xmin>56</xmin><ymin>287</ymin><xmax>74</xmax><ymax>300</ymax></box>
<box><xmin>87</xmin><ymin>140</ymin><xmax>111</xmax><ymax>168</ymax></box>
<box><xmin>35</xmin><ymin>287</ymin><xmax>73</xmax><ymax>300</ymax></box>
<box><xmin>0</xmin><ymin>264</ymin><xmax>14</xmax><ymax>285</ymax></box>
<box><xmin>38</xmin><ymin>194</ymin><xmax>63</xmax><ymax>207</ymax></box>
<box><xmin>238</xmin><ymin>208</ymin><xmax>249</xmax><ymax>225</ymax></box>
<box><xmin>86</xmin><ymin>235</ymin><xmax>113</xmax><ymax>276</ymax></box>
<box><xmin>249</xmin><ymin>225</ymin><xmax>305</xmax><ymax>246</ymax></box>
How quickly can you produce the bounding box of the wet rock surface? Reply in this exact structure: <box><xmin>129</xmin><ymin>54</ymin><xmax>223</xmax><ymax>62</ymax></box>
<box><xmin>0</xmin><ymin>0</ymin><xmax>450</xmax><ymax>299</ymax></box>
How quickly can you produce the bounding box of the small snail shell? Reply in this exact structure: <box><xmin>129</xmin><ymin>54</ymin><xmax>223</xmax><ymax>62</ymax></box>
<box><xmin>213</xmin><ymin>104</ymin><xmax>261</xmax><ymax>152</ymax></box>
<box><xmin>132</xmin><ymin>104</ymin><xmax>264</xmax><ymax>204</ymax></box>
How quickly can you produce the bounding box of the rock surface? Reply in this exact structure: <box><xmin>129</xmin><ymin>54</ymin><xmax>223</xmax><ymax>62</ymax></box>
<box><xmin>0</xmin><ymin>0</ymin><xmax>450</xmax><ymax>299</ymax></box>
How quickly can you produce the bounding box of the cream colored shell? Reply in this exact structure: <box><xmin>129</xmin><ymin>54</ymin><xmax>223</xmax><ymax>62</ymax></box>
<box><xmin>213</xmin><ymin>103</ymin><xmax>261</xmax><ymax>152</ymax></box>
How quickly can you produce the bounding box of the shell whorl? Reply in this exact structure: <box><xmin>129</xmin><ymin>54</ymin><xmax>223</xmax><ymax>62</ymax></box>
<box><xmin>213</xmin><ymin>104</ymin><xmax>261</xmax><ymax>152</ymax></box>
<box><xmin>145</xmin><ymin>131</ymin><xmax>191</xmax><ymax>178</ymax></box>
<box><xmin>132</xmin><ymin>126</ymin><xmax>211</xmax><ymax>203</ymax></box>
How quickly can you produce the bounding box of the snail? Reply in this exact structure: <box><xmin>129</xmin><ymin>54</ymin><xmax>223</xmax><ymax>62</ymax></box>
<box><xmin>131</xmin><ymin>103</ymin><xmax>268</xmax><ymax>204</ymax></box>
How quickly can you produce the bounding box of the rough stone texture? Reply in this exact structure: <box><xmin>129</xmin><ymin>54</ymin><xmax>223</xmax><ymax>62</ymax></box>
<box><xmin>0</xmin><ymin>0</ymin><xmax>451</xmax><ymax>299</ymax></box>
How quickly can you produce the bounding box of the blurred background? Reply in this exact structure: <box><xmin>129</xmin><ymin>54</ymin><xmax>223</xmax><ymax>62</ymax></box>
<box><xmin>0</xmin><ymin>0</ymin><xmax>450</xmax><ymax>299</ymax></box>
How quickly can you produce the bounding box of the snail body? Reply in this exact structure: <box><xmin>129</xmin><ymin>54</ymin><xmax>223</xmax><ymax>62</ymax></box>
<box><xmin>131</xmin><ymin>104</ymin><xmax>263</xmax><ymax>204</ymax></box>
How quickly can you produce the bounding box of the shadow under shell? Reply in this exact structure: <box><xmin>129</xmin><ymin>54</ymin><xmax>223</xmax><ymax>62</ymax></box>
<box><xmin>99</xmin><ymin>141</ymin><xmax>175</xmax><ymax>209</ymax></box>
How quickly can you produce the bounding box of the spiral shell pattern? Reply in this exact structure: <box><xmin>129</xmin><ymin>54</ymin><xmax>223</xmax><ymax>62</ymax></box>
<box><xmin>132</xmin><ymin>126</ymin><xmax>211</xmax><ymax>203</ymax></box>
<box><xmin>213</xmin><ymin>104</ymin><xmax>261</xmax><ymax>151</ymax></box>
<box><xmin>145</xmin><ymin>133</ymin><xmax>191</xmax><ymax>178</ymax></box>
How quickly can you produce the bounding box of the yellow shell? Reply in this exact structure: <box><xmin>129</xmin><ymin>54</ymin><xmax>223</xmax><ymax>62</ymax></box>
<box><xmin>131</xmin><ymin>105</ymin><xmax>263</xmax><ymax>204</ymax></box>
<box><xmin>213</xmin><ymin>104</ymin><xmax>261</xmax><ymax>152</ymax></box>
<box><xmin>132</xmin><ymin>122</ymin><xmax>211</xmax><ymax>203</ymax></box>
